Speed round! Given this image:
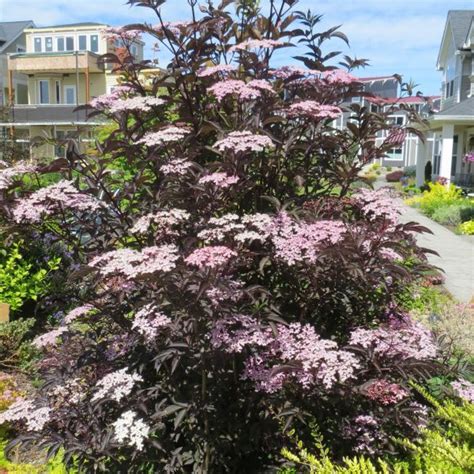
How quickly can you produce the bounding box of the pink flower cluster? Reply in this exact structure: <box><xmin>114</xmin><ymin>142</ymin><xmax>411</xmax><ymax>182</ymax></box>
<box><xmin>353</xmin><ymin>188</ymin><xmax>400</xmax><ymax>224</ymax></box>
<box><xmin>199</xmin><ymin>172</ymin><xmax>239</xmax><ymax>188</ymax></box>
<box><xmin>349</xmin><ymin>317</ymin><xmax>437</xmax><ymax>360</ymax></box>
<box><xmin>104</xmin><ymin>27</ymin><xmax>142</xmax><ymax>41</ymax></box>
<box><xmin>63</xmin><ymin>304</ymin><xmax>95</xmax><ymax>324</ymax></box>
<box><xmin>185</xmin><ymin>245</ymin><xmax>237</xmax><ymax>269</ymax></box>
<box><xmin>207</xmin><ymin>79</ymin><xmax>274</xmax><ymax>102</ymax></box>
<box><xmin>0</xmin><ymin>161</ymin><xmax>36</xmax><ymax>190</ymax></box>
<box><xmin>451</xmin><ymin>378</ymin><xmax>474</xmax><ymax>403</ymax></box>
<box><xmin>287</xmin><ymin>101</ymin><xmax>342</xmax><ymax>120</ymax></box>
<box><xmin>108</xmin><ymin>96</ymin><xmax>165</xmax><ymax>113</ymax></box>
<box><xmin>197</xmin><ymin>64</ymin><xmax>236</xmax><ymax>77</ymax></box>
<box><xmin>90</xmin><ymin>244</ymin><xmax>179</xmax><ymax>279</ymax></box>
<box><xmin>138</xmin><ymin>126</ymin><xmax>191</xmax><ymax>147</ymax></box>
<box><xmin>132</xmin><ymin>304</ymin><xmax>171</xmax><ymax>342</ymax></box>
<box><xmin>0</xmin><ymin>399</ymin><xmax>51</xmax><ymax>431</ymax></box>
<box><xmin>212</xmin><ymin>317</ymin><xmax>359</xmax><ymax>393</ymax></box>
<box><xmin>365</xmin><ymin>379</ymin><xmax>408</xmax><ymax>405</ymax></box>
<box><xmin>271</xmin><ymin>212</ymin><xmax>347</xmax><ymax>265</ymax></box>
<box><xmin>464</xmin><ymin>151</ymin><xmax>474</xmax><ymax>163</ymax></box>
<box><xmin>160</xmin><ymin>158</ymin><xmax>193</xmax><ymax>176</ymax></box>
<box><xmin>229</xmin><ymin>38</ymin><xmax>284</xmax><ymax>52</ymax></box>
<box><xmin>91</xmin><ymin>368</ymin><xmax>143</xmax><ymax>403</ymax></box>
<box><xmin>90</xmin><ymin>85</ymin><xmax>133</xmax><ymax>109</ymax></box>
<box><xmin>270</xmin><ymin>66</ymin><xmax>321</xmax><ymax>80</ymax></box>
<box><xmin>13</xmin><ymin>180</ymin><xmax>102</xmax><ymax>223</ymax></box>
<box><xmin>214</xmin><ymin>131</ymin><xmax>274</xmax><ymax>153</ymax></box>
<box><xmin>32</xmin><ymin>327</ymin><xmax>68</xmax><ymax>349</ymax></box>
<box><xmin>154</xmin><ymin>21</ymin><xmax>194</xmax><ymax>37</ymax></box>
<box><xmin>131</xmin><ymin>208</ymin><xmax>190</xmax><ymax>236</ymax></box>
<box><xmin>322</xmin><ymin>69</ymin><xmax>359</xmax><ymax>85</ymax></box>
<box><xmin>113</xmin><ymin>410</ymin><xmax>150</xmax><ymax>451</ymax></box>
<box><xmin>197</xmin><ymin>212</ymin><xmax>272</xmax><ymax>244</ymax></box>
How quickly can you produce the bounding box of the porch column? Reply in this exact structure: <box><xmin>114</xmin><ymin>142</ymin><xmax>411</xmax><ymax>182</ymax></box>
<box><xmin>416</xmin><ymin>138</ymin><xmax>427</xmax><ymax>187</ymax></box>
<box><xmin>439</xmin><ymin>123</ymin><xmax>454</xmax><ymax>184</ymax></box>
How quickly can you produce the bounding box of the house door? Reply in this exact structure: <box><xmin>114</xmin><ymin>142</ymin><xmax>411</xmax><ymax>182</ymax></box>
<box><xmin>64</xmin><ymin>85</ymin><xmax>77</xmax><ymax>105</ymax></box>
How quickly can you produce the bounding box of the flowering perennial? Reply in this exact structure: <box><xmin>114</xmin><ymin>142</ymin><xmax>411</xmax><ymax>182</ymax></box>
<box><xmin>113</xmin><ymin>410</ymin><xmax>150</xmax><ymax>451</ymax></box>
<box><xmin>322</xmin><ymin>69</ymin><xmax>359</xmax><ymax>85</ymax></box>
<box><xmin>288</xmin><ymin>101</ymin><xmax>342</xmax><ymax>120</ymax></box>
<box><xmin>13</xmin><ymin>180</ymin><xmax>102</xmax><ymax>223</ymax></box>
<box><xmin>131</xmin><ymin>208</ymin><xmax>190</xmax><ymax>236</ymax></box>
<box><xmin>185</xmin><ymin>246</ymin><xmax>237</xmax><ymax>269</ymax></box>
<box><xmin>160</xmin><ymin>158</ymin><xmax>193</xmax><ymax>176</ymax></box>
<box><xmin>91</xmin><ymin>368</ymin><xmax>143</xmax><ymax>403</ymax></box>
<box><xmin>63</xmin><ymin>304</ymin><xmax>95</xmax><ymax>324</ymax></box>
<box><xmin>207</xmin><ymin>79</ymin><xmax>274</xmax><ymax>102</ymax></box>
<box><xmin>271</xmin><ymin>213</ymin><xmax>347</xmax><ymax>265</ymax></box>
<box><xmin>451</xmin><ymin>378</ymin><xmax>474</xmax><ymax>403</ymax></box>
<box><xmin>32</xmin><ymin>327</ymin><xmax>69</xmax><ymax>349</ymax></box>
<box><xmin>229</xmin><ymin>38</ymin><xmax>284</xmax><ymax>51</ymax></box>
<box><xmin>108</xmin><ymin>96</ymin><xmax>165</xmax><ymax>113</ymax></box>
<box><xmin>90</xmin><ymin>245</ymin><xmax>180</xmax><ymax>279</ymax></box>
<box><xmin>349</xmin><ymin>318</ymin><xmax>437</xmax><ymax>360</ymax></box>
<box><xmin>0</xmin><ymin>161</ymin><xmax>36</xmax><ymax>190</ymax></box>
<box><xmin>198</xmin><ymin>172</ymin><xmax>240</xmax><ymax>188</ymax></box>
<box><xmin>365</xmin><ymin>379</ymin><xmax>408</xmax><ymax>405</ymax></box>
<box><xmin>353</xmin><ymin>188</ymin><xmax>400</xmax><ymax>224</ymax></box>
<box><xmin>197</xmin><ymin>64</ymin><xmax>236</xmax><ymax>77</ymax></box>
<box><xmin>214</xmin><ymin>131</ymin><xmax>274</xmax><ymax>153</ymax></box>
<box><xmin>138</xmin><ymin>126</ymin><xmax>191</xmax><ymax>146</ymax></box>
<box><xmin>132</xmin><ymin>304</ymin><xmax>171</xmax><ymax>342</ymax></box>
<box><xmin>0</xmin><ymin>399</ymin><xmax>51</xmax><ymax>432</ymax></box>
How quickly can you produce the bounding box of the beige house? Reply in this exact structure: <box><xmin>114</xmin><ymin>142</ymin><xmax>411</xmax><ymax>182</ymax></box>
<box><xmin>416</xmin><ymin>10</ymin><xmax>474</xmax><ymax>187</ymax></box>
<box><xmin>1</xmin><ymin>22</ymin><xmax>144</xmax><ymax>159</ymax></box>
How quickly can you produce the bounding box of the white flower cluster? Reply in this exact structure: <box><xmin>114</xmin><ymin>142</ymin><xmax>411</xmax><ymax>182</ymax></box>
<box><xmin>91</xmin><ymin>368</ymin><xmax>143</xmax><ymax>403</ymax></box>
<box><xmin>0</xmin><ymin>399</ymin><xmax>51</xmax><ymax>431</ymax></box>
<box><xmin>113</xmin><ymin>410</ymin><xmax>150</xmax><ymax>450</ymax></box>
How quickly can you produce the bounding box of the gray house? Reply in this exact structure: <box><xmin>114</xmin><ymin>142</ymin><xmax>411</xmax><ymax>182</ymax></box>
<box><xmin>417</xmin><ymin>10</ymin><xmax>474</xmax><ymax>187</ymax></box>
<box><xmin>0</xmin><ymin>20</ymin><xmax>34</xmax><ymax>106</ymax></box>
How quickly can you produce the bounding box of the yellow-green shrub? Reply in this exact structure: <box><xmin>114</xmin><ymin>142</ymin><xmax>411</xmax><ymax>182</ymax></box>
<box><xmin>458</xmin><ymin>220</ymin><xmax>474</xmax><ymax>235</ymax></box>
<box><xmin>281</xmin><ymin>389</ymin><xmax>474</xmax><ymax>473</ymax></box>
<box><xmin>405</xmin><ymin>182</ymin><xmax>464</xmax><ymax>217</ymax></box>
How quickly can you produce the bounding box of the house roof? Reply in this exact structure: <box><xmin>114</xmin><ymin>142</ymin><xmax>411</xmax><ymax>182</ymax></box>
<box><xmin>382</xmin><ymin>96</ymin><xmax>440</xmax><ymax>104</ymax></box>
<box><xmin>0</xmin><ymin>20</ymin><xmax>34</xmax><ymax>53</ymax></box>
<box><xmin>31</xmin><ymin>22</ymin><xmax>108</xmax><ymax>30</ymax></box>
<box><xmin>448</xmin><ymin>10</ymin><xmax>474</xmax><ymax>49</ymax></box>
<box><xmin>357</xmin><ymin>75</ymin><xmax>397</xmax><ymax>82</ymax></box>
<box><xmin>434</xmin><ymin>96</ymin><xmax>474</xmax><ymax>117</ymax></box>
<box><xmin>437</xmin><ymin>10</ymin><xmax>474</xmax><ymax>67</ymax></box>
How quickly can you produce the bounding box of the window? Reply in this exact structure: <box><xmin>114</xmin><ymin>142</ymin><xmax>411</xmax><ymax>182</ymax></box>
<box><xmin>39</xmin><ymin>80</ymin><xmax>49</xmax><ymax>104</ymax></box>
<box><xmin>395</xmin><ymin>116</ymin><xmax>404</xmax><ymax>126</ymax></box>
<box><xmin>57</xmin><ymin>37</ymin><xmax>65</xmax><ymax>51</ymax></box>
<box><xmin>66</xmin><ymin>37</ymin><xmax>74</xmax><ymax>51</ymax></box>
<box><xmin>45</xmin><ymin>37</ymin><xmax>53</xmax><ymax>52</ymax></box>
<box><xmin>64</xmin><ymin>85</ymin><xmax>76</xmax><ymax>105</ymax></box>
<box><xmin>351</xmin><ymin>96</ymin><xmax>362</xmax><ymax>103</ymax></box>
<box><xmin>55</xmin><ymin>80</ymin><xmax>61</xmax><ymax>104</ymax></box>
<box><xmin>90</xmin><ymin>35</ymin><xmax>98</xmax><ymax>53</ymax></box>
<box><xmin>451</xmin><ymin>135</ymin><xmax>458</xmax><ymax>176</ymax></box>
<box><xmin>131</xmin><ymin>44</ymin><xmax>138</xmax><ymax>57</ymax></box>
<box><xmin>79</xmin><ymin>35</ymin><xmax>87</xmax><ymax>51</ymax></box>
<box><xmin>34</xmin><ymin>37</ymin><xmax>42</xmax><ymax>52</ymax></box>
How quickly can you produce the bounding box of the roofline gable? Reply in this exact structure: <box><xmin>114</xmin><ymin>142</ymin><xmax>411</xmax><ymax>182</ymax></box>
<box><xmin>0</xmin><ymin>20</ymin><xmax>35</xmax><ymax>54</ymax></box>
<box><xmin>437</xmin><ymin>17</ymin><xmax>455</xmax><ymax>70</ymax></box>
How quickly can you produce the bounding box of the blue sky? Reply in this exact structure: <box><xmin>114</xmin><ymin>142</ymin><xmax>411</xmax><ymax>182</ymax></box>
<box><xmin>1</xmin><ymin>0</ymin><xmax>473</xmax><ymax>95</ymax></box>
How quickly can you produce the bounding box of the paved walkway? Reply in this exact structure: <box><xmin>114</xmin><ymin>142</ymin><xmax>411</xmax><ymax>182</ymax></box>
<box><xmin>397</xmin><ymin>203</ymin><xmax>474</xmax><ymax>302</ymax></box>
<box><xmin>373</xmin><ymin>179</ymin><xmax>474</xmax><ymax>302</ymax></box>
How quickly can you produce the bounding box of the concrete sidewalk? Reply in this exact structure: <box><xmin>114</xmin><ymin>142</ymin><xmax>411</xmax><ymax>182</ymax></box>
<box><xmin>398</xmin><ymin>202</ymin><xmax>474</xmax><ymax>303</ymax></box>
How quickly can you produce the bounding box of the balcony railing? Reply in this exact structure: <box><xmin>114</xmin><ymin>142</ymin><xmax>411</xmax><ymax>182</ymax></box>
<box><xmin>8</xmin><ymin>51</ymin><xmax>105</xmax><ymax>74</ymax></box>
<box><xmin>2</xmin><ymin>104</ymin><xmax>102</xmax><ymax>125</ymax></box>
